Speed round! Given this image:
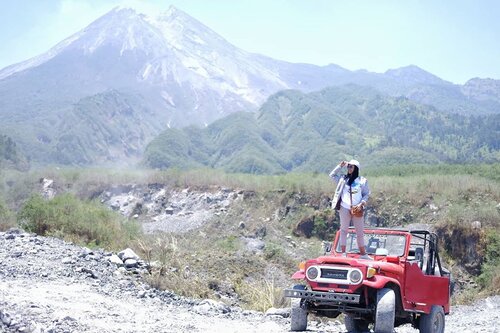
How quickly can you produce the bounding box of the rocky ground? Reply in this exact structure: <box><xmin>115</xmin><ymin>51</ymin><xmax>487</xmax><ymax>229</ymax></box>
<box><xmin>99</xmin><ymin>184</ymin><xmax>241</xmax><ymax>234</ymax></box>
<box><xmin>1</xmin><ymin>229</ymin><xmax>498</xmax><ymax>333</ymax></box>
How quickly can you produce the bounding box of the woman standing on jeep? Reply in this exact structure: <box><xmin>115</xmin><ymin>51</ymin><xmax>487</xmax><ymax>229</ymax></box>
<box><xmin>329</xmin><ymin>159</ymin><xmax>371</xmax><ymax>259</ymax></box>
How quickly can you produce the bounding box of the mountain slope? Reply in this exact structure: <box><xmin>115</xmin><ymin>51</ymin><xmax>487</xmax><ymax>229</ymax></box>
<box><xmin>143</xmin><ymin>85</ymin><xmax>500</xmax><ymax>173</ymax></box>
<box><xmin>0</xmin><ymin>134</ymin><xmax>29</xmax><ymax>171</ymax></box>
<box><xmin>1</xmin><ymin>6</ymin><xmax>499</xmax><ymax>166</ymax></box>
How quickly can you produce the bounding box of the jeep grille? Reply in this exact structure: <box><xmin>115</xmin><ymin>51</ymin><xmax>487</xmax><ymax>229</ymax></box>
<box><xmin>306</xmin><ymin>265</ymin><xmax>363</xmax><ymax>285</ymax></box>
<box><xmin>321</xmin><ymin>268</ymin><xmax>348</xmax><ymax>280</ymax></box>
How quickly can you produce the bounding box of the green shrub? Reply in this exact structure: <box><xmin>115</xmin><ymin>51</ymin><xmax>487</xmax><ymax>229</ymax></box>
<box><xmin>0</xmin><ymin>198</ymin><xmax>15</xmax><ymax>231</ymax></box>
<box><xmin>17</xmin><ymin>193</ymin><xmax>140</xmax><ymax>249</ymax></box>
<box><xmin>312</xmin><ymin>210</ymin><xmax>337</xmax><ymax>240</ymax></box>
<box><xmin>216</xmin><ymin>235</ymin><xmax>240</xmax><ymax>252</ymax></box>
<box><xmin>264</xmin><ymin>243</ymin><xmax>283</xmax><ymax>260</ymax></box>
<box><xmin>477</xmin><ymin>230</ymin><xmax>500</xmax><ymax>293</ymax></box>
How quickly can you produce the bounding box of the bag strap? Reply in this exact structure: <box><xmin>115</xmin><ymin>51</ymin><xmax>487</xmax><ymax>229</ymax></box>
<box><xmin>349</xmin><ymin>184</ymin><xmax>353</xmax><ymax>208</ymax></box>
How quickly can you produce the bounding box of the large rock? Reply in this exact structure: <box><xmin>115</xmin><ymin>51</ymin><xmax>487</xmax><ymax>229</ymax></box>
<box><xmin>117</xmin><ymin>248</ymin><xmax>140</xmax><ymax>261</ymax></box>
<box><xmin>294</xmin><ymin>216</ymin><xmax>315</xmax><ymax>238</ymax></box>
<box><xmin>192</xmin><ymin>299</ymin><xmax>230</xmax><ymax>315</ymax></box>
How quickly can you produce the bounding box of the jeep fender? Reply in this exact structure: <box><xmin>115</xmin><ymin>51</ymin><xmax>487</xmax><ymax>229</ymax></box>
<box><xmin>363</xmin><ymin>275</ymin><xmax>401</xmax><ymax>291</ymax></box>
<box><xmin>292</xmin><ymin>270</ymin><xmax>306</xmax><ymax>280</ymax></box>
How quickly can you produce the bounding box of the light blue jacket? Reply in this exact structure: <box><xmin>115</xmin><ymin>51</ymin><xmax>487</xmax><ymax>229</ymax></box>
<box><xmin>329</xmin><ymin>164</ymin><xmax>370</xmax><ymax>210</ymax></box>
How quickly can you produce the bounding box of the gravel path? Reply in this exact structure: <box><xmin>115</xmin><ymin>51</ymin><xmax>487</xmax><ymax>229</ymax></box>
<box><xmin>0</xmin><ymin>229</ymin><xmax>498</xmax><ymax>333</ymax></box>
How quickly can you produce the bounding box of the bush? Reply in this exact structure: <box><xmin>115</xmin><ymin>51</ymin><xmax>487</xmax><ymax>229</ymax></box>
<box><xmin>0</xmin><ymin>198</ymin><xmax>15</xmax><ymax>231</ymax></box>
<box><xmin>216</xmin><ymin>236</ymin><xmax>240</xmax><ymax>252</ymax></box>
<box><xmin>477</xmin><ymin>230</ymin><xmax>500</xmax><ymax>294</ymax></box>
<box><xmin>17</xmin><ymin>194</ymin><xmax>140</xmax><ymax>249</ymax></box>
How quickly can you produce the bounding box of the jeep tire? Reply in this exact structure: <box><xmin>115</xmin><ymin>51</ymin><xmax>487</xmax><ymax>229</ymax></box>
<box><xmin>290</xmin><ymin>285</ymin><xmax>308</xmax><ymax>331</ymax></box>
<box><xmin>344</xmin><ymin>314</ymin><xmax>369</xmax><ymax>332</ymax></box>
<box><xmin>374</xmin><ymin>288</ymin><xmax>395</xmax><ymax>333</ymax></box>
<box><xmin>290</xmin><ymin>298</ymin><xmax>307</xmax><ymax>331</ymax></box>
<box><xmin>419</xmin><ymin>305</ymin><xmax>445</xmax><ymax>333</ymax></box>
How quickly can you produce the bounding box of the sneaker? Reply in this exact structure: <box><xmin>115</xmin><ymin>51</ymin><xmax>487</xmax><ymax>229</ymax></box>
<box><xmin>359</xmin><ymin>254</ymin><xmax>373</xmax><ymax>260</ymax></box>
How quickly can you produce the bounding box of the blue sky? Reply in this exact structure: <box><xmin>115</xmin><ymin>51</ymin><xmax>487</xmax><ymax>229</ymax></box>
<box><xmin>1</xmin><ymin>0</ymin><xmax>499</xmax><ymax>84</ymax></box>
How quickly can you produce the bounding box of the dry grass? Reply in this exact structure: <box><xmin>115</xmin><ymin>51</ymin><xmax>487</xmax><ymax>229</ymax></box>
<box><xmin>2</xmin><ymin>164</ymin><xmax>499</xmax><ymax>310</ymax></box>
<box><xmin>237</xmin><ymin>275</ymin><xmax>288</xmax><ymax>311</ymax></box>
<box><xmin>136</xmin><ymin>235</ymin><xmax>213</xmax><ymax>298</ymax></box>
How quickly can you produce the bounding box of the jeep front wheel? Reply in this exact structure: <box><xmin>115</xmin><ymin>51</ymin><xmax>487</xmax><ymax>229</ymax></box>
<box><xmin>290</xmin><ymin>285</ymin><xmax>308</xmax><ymax>331</ymax></box>
<box><xmin>374</xmin><ymin>288</ymin><xmax>395</xmax><ymax>333</ymax></box>
<box><xmin>290</xmin><ymin>298</ymin><xmax>307</xmax><ymax>331</ymax></box>
<box><xmin>419</xmin><ymin>305</ymin><xmax>445</xmax><ymax>333</ymax></box>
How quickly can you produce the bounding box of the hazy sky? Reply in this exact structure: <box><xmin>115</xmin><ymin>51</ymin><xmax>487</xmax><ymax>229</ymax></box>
<box><xmin>1</xmin><ymin>0</ymin><xmax>499</xmax><ymax>84</ymax></box>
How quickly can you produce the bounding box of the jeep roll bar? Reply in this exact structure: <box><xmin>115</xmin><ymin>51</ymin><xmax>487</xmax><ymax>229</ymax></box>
<box><xmin>409</xmin><ymin>230</ymin><xmax>445</xmax><ymax>276</ymax></box>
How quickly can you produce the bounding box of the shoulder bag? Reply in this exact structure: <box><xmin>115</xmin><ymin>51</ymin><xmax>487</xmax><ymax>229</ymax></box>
<box><xmin>350</xmin><ymin>185</ymin><xmax>364</xmax><ymax>217</ymax></box>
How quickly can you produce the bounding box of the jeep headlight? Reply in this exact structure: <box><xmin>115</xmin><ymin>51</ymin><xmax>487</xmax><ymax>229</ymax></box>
<box><xmin>348</xmin><ymin>269</ymin><xmax>362</xmax><ymax>284</ymax></box>
<box><xmin>306</xmin><ymin>266</ymin><xmax>319</xmax><ymax>280</ymax></box>
<box><xmin>366</xmin><ymin>267</ymin><xmax>377</xmax><ymax>279</ymax></box>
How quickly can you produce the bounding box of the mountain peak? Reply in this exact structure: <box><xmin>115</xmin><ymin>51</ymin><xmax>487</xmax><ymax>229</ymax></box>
<box><xmin>92</xmin><ymin>6</ymin><xmax>144</xmax><ymax>26</ymax></box>
<box><xmin>157</xmin><ymin>5</ymin><xmax>195</xmax><ymax>23</ymax></box>
<box><xmin>150</xmin><ymin>5</ymin><xmax>234</xmax><ymax>55</ymax></box>
<box><xmin>461</xmin><ymin>77</ymin><xmax>500</xmax><ymax>102</ymax></box>
<box><xmin>165</xmin><ymin>5</ymin><xmax>182</xmax><ymax>16</ymax></box>
<box><xmin>385</xmin><ymin>65</ymin><xmax>447</xmax><ymax>85</ymax></box>
<box><xmin>386</xmin><ymin>65</ymin><xmax>429</xmax><ymax>76</ymax></box>
<box><xmin>100</xmin><ymin>6</ymin><xmax>140</xmax><ymax>21</ymax></box>
<box><xmin>110</xmin><ymin>6</ymin><xmax>136</xmax><ymax>14</ymax></box>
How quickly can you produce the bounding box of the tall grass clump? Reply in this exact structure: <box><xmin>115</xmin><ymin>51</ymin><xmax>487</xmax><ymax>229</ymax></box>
<box><xmin>237</xmin><ymin>275</ymin><xmax>288</xmax><ymax>312</ymax></box>
<box><xmin>17</xmin><ymin>193</ymin><xmax>140</xmax><ymax>249</ymax></box>
<box><xmin>137</xmin><ymin>235</ymin><xmax>212</xmax><ymax>298</ymax></box>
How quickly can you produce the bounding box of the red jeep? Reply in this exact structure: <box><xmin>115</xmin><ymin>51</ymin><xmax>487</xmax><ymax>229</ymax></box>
<box><xmin>284</xmin><ymin>228</ymin><xmax>451</xmax><ymax>333</ymax></box>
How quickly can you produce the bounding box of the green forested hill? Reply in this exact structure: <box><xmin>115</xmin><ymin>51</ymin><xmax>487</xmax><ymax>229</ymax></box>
<box><xmin>143</xmin><ymin>85</ymin><xmax>500</xmax><ymax>173</ymax></box>
<box><xmin>0</xmin><ymin>134</ymin><xmax>29</xmax><ymax>171</ymax></box>
<box><xmin>0</xmin><ymin>89</ymin><xmax>170</xmax><ymax>166</ymax></box>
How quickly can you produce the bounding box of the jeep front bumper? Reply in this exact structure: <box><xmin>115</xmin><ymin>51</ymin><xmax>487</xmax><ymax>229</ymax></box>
<box><xmin>284</xmin><ymin>289</ymin><xmax>360</xmax><ymax>304</ymax></box>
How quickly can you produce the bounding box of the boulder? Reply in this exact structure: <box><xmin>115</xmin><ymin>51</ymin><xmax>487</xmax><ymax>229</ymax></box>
<box><xmin>118</xmin><ymin>248</ymin><xmax>140</xmax><ymax>261</ymax></box>
<box><xmin>107</xmin><ymin>254</ymin><xmax>124</xmax><ymax>266</ymax></box>
<box><xmin>294</xmin><ymin>216</ymin><xmax>315</xmax><ymax>238</ymax></box>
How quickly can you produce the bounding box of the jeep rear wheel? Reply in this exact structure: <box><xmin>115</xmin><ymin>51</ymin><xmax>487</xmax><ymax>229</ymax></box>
<box><xmin>344</xmin><ymin>314</ymin><xmax>369</xmax><ymax>332</ymax></box>
<box><xmin>419</xmin><ymin>305</ymin><xmax>445</xmax><ymax>333</ymax></box>
<box><xmin>374</xmin><ymin>288</ymin><xmax>395</xmax><ymax>333</ymax></box>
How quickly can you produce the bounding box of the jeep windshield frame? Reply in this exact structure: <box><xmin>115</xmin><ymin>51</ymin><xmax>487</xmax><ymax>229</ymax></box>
<box><xmin>334</xmin><ymin>228</ymin><xmax>408</xmax><ymax>257</ymax></box>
